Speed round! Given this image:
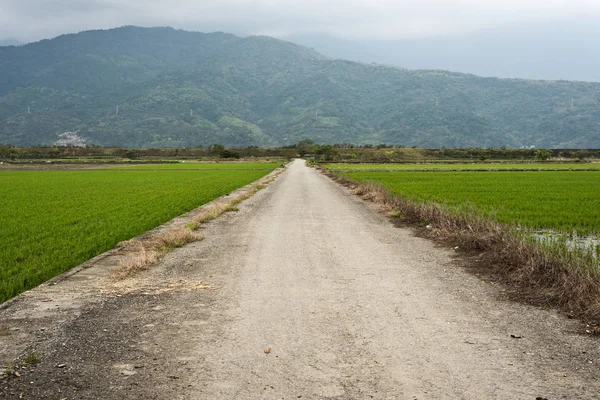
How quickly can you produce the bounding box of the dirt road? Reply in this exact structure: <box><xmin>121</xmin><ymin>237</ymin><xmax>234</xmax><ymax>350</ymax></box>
<box><xmin>1</xmin><ymin>159</ymin><xmax>599</xmax><ymax>399</ymax></box>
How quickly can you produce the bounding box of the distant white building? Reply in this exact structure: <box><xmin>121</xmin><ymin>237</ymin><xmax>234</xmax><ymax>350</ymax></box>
<box><xmin>54</xmin><ymin>131</ymin><xmax>87</xmax><ymax>147</ymax></box>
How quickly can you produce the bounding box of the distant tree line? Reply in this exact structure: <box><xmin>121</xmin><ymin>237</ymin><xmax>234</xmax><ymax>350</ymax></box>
<box><xmin>1</xmin><ymin>142</ymin><xmax>598</xmax><ymax>163</ymax></box>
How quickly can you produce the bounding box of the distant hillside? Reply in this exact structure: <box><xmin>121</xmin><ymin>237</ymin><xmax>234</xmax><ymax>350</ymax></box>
<box><xmin>0</xmin><ymin>38</ymin><xmax>23</xmax><ymax>46</ymax></box>
<box><xmin>285</xmin><ymin>18</ymin><xmax>600</xmax><ymax>83</ymax></box>
<box><xmin>1</xmin><ymin>26</ymin><xmax>599</xmax><ymax>148</ymax></box>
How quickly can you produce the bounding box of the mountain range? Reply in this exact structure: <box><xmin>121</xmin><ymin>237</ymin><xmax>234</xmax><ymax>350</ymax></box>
<box><xmin>1</xmin><ymin>26</ymin><xmax>599</xmax><ymax>148</ymax></box>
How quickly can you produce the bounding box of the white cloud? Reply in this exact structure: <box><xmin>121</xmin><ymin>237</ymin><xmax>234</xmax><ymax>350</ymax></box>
<box><xmin>1</xmin><ymin>0</ymin><xmax>599</xmax><ymax>41</ymax></box>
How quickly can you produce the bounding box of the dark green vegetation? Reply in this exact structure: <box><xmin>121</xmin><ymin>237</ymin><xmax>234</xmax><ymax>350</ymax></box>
<box><xmin>340</xmin><ymin>169</ymin><xmax>600</xmax><ymax>235</ymax></box>
<box><xmin>3</xmin><ymin>143</ymin><xmax>600</xmax><ymax>165</ymax></box>
<box><xmin>0</xmin><ymin>144</ymin><xmax>296</xmax><ymax>162</ymax></box>
<box><xmin>128</xmin><ymin>162</ymin><xmax>280</xmax><ymax>169</ymax></box>
<box><xmin>2</xmin><ymin>26</ymin><xmax>600</xmax><ymax>148</ymax></box>
<box><xmin>0</xmin><ymin>166</ymin><xmax>274</xmax><ymax>302</ymax></box>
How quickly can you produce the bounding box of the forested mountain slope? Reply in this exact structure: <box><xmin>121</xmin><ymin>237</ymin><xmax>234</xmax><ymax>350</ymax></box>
<box><xmin>1</xmin><ymin>26</ymin><xmax>599</xmax><ymax>148</ymax></box>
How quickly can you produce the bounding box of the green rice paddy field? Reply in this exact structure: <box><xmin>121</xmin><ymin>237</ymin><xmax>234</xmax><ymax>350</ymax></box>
<box><xmin>330</xmin><ymin>165</ymin><xmax>600</xmax><ymax>235</ymax></box>
<box><xmin>0</xmin><ymin>164</ymin><xmax>275</xmax><ymax>302</ymax></box>
<box><xmin>325</xmin><ymin>163</ymin><xmax>600</xmax><ymax>171</ymax></box>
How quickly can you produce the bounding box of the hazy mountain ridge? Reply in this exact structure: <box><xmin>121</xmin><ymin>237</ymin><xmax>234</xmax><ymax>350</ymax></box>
<box><xmin>0</xmin><ymin>38</ymin><xmax>23</xmax><ymax>46</ymax></box>
<box><xmin>0</xmin><ymin>26</ymin><xmax>599</xmax><ymax>148</ymax></box>
<box><xmin>285</xmin><ymin>18</ymin><xmax>600</xmax><ymax>82</ymax></box>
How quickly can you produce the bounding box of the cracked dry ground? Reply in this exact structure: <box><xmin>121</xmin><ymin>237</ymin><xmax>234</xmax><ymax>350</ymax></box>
<box><xmin>1</xmin><ymin>160</ymin><xmax>599</xmax><ymax>399</ymax></box>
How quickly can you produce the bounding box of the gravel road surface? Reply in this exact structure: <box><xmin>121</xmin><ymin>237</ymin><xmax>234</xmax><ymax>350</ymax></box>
<box><xmin>1</xmin><ymin>159</ymin><xmax>599</xmax><ymax>399</ymax></box>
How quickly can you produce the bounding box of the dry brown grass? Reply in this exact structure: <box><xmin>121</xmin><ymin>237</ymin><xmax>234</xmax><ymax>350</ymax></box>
<box><xmin>321</xmin><ymin>168</ymin><xmax>600</xmax><ymax>320</ymax></box>
<box><xmin>189</xmin><ymin>168</ymin><xmax>282</xmax><ymax>230</ymax></box>
<box><xmin>112</xmin><ymin>248</ymin><xmax>160</xmax><ymax>280</ymax></box>
<box><xmin>112</xmin><ymin>228</ymin><xmax>203</xmax><ymax>280</ymax></box>
<box><xmin>190</xmin><ymin>202</ymin><xmax>231</xmax><ymax>228</ymax></box>
<box><xmin>152</xmin><ymin>227</ymin><xmax>203</xmax><ymax>251</ymax></box>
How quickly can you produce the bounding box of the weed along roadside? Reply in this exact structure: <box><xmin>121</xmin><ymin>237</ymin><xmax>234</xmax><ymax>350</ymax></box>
<box><xmin>317</xmin><ymin>165</ymin><xmax>600</xmax><ymax>326</ymax></box>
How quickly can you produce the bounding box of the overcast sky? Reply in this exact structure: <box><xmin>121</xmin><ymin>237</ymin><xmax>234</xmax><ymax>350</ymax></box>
<box><xmin>1</xmin><ymin>0</ymin><xmax>599</xmax><ymax>42</ymax></box>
